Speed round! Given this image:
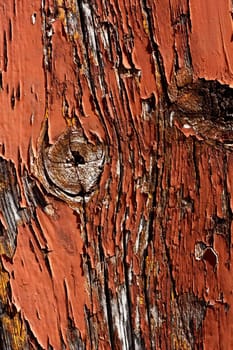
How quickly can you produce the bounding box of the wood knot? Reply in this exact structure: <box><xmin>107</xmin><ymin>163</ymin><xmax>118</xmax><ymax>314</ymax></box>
<box><xmin>33</xmin><ymin>120</ymin><xmax>105</xmax><ymax>205</ymax></box>
<box><xmin>169</xmin><ymin>78</ymin><xmax>233</xmax><ymax>118</ymax></box>
<box><xmin>169</xmin><ymin>79</ymin><xmax>233</xmax><ymax>148</ymax></box>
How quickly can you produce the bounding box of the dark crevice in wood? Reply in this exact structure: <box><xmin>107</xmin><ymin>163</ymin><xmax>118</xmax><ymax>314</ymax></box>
<box><xmin>141</xmin><ymin>0</ymin><xmax>169</xmax><ymax>101</ymax></box>
<box><xmin>31</xmin><ymin>183</ymin><xmax>48</xmax><ymax>209</ymax></box>
<box><xmin>13</xmin><ymin>0</ymin><xmax>16</xmax><ymax>16</ymax></box>
<box><xmin>142</xmin><ymin>251</ymin><xmax>153</xmax><ymax>349</ymax></box>
<box><xmin>44</xmin><ymin>254</ymin><xmax>53</xmax><ymax>278</ymax></box>
<box><xmin>10</xmin><ymin>89</ymin><xmax>15</xmax><ymax>109</ymax></box>
<box><xmin>109</xmin><ymin>118</ymin><xmax>123</xmax><ymax>241</ymax></box>
<box><xmin>28</xmin><ymin>221</ymin><xmax>47</xmax><ymax>253</ymax></box>
<box><xmin>102</xmin><ymin>265</ymin><xmax>115</xmax><ymax>349</ymax></box>
<box><xmin>16</xmin><ymin>83</ymin><xmax>20</xmax><ymax>101</ymax></box>
<box><xmin>0</xmin><ymin>71</ymin><xmax>3</xmax><ymax>90</ymax></box>
<box><xmin>8</xmin><ymin>19</ymin><xmax>12</xmax><ymax>41</ymax></box>
<box><xmin>84</xmin><ymin>305</ymin><xmax>95</xmax><ymax>350</ymax></box>
<box><xmin>122</xmin><ymin>226</ymin><xmax>135</xmax><ymax>350</ymax></box>
<box><xmin>223</xmin><ymin>153</ymin><xmax>233</xmax><ymax>253</ymax></box>
<box><xmin>3</xmin><ymin>31</ymin><xmax>8</xmax><ymax>72</ymax></box>
<box><xmin>22</xmin><ymin>167</ymin><xmax>49</xmax><ymax>218</ymax></box>
<box><xmin>0</xmin><ymin>220</ymin><xmax>5</xmax><ymax>236</ymax></box>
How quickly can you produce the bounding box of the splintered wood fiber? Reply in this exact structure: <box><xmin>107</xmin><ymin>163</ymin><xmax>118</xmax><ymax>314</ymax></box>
<box><xmin>0</xmin><ymin>0</ymin><xmax>232</xmax><ymax>349</ymax></box>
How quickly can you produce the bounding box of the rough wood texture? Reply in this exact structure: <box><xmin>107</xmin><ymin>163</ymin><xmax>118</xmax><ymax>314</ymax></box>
<box><xmin>0</xmin><ymin>0</ymin><xmax>233</xmax><ymax>349</ymax></box>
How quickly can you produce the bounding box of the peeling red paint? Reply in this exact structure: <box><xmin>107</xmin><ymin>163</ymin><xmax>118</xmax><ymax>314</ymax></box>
<box><xmin>3</xmin><ymin>201</ymin><xmax>88</xmax><ymax>349</ymax></box>
<box><xmin>190</xmin><ymin>0</ymin><xmax>233</xmax><ymax>83</ymax></box>
<box><xmin>0</xmin><ymin>0</ymin><xmax>232</xmax><ymax>349</ymax></box>
<box><xmin>150</xmin><ymin>0</ymin><xmax>233</xmax><ymax>84</ymax></box>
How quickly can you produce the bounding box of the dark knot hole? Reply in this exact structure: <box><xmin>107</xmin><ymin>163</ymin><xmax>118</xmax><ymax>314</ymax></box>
<box><xmin>71</xmin><ymin>150</ymin><xmax>85</xmax><ymax>165</ymax></box>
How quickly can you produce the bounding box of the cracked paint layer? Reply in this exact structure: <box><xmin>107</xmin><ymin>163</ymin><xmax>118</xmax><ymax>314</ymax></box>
<box><xmin>0</xmin><ymin>0</ymin><xmax>232</xmax><ymax>349</ymax></box>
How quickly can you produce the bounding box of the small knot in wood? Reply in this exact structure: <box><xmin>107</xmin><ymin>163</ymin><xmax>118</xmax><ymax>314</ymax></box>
<box><xmin>35</xmin><ymin>123</ymin><xmax>105</xmax><ymax>204</ymax></box>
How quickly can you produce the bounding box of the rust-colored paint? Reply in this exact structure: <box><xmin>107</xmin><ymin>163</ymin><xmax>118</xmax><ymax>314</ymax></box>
<box><xmin>0</xmin><ymin>0</ymin><xmax>232</xmax><ymax>349</ymax></box>
<box><xmin>4</xmin><ymin>203</ymin><xmax>88</xmax><ymax>348</ymax></box>
<box><xmin>153</xmin><ymin>0</ymin><xmax>233</xmax><ymax>84</ymax></box>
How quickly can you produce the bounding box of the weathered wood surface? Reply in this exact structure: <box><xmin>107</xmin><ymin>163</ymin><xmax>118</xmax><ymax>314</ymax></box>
<box><xmin>0</xmin><ymin>0</ymin><xmax>233</xmax><ymax>349</ymax></box>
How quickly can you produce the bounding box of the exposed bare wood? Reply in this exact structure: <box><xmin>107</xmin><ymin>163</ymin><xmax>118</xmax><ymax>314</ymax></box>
<box><xmin>0</xmin><ymin>1</ymin><xmax>232</xmax><ymax>349</ymax></box>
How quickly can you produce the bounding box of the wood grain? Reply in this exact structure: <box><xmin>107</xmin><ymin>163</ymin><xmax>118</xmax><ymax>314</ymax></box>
<box><xmin>0</xmin><ymin>1</ymin><xmax>232</xmax><ymax>349</ymax></box>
